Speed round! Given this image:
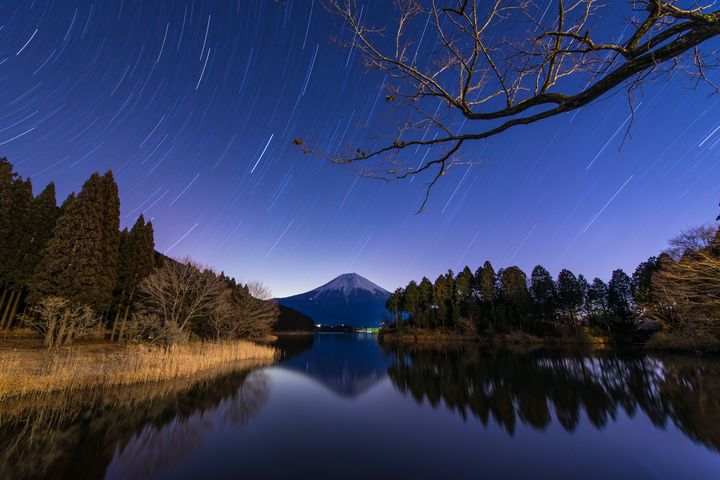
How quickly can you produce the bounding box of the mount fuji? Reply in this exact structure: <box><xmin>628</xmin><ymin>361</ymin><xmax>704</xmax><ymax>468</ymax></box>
<box><xmin>277</xmin><ymin>273</ymin><xmax>391</xmax><ymax>327</ymax></box>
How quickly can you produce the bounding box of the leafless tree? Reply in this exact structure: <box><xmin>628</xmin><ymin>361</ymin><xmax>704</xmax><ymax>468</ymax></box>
<box><xmin>650</xmin><ymin>250</ymin><xmax>720</xmax><ymax>329</ymax></box>
<box><xmin>23</xmin><ymin>297</ymin><xmax>98</xmax><ymax>348</ymax></box>
<box><xmin>229</xmin><ymin>282</ymin><xmax>279</xmax><ymax>339</ymax></box>
<box><xmin>135</xmin><ymin>259</ymin><xmax>227</xmax><ymax>334</ymax></box>
<box><xmin>665</xmin><ymin>224</ymin><xmax>717</xmax><ymax>260</ymax></box>
<box><xmin>206</xmin><ymin>282</ymin><xmax>279</xmax><ymax>340</ymax></box>
<box><xmin>307</xmin><ymin>1</ymin><xmax>720</xmax><ymax>209</ymax></box>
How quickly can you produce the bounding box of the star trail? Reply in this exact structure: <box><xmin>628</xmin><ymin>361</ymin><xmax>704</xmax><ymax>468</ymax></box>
<box><xmin>1</xmin><ymin>0</ymin><xmax>719</xmax><ymax>297</ymax></box>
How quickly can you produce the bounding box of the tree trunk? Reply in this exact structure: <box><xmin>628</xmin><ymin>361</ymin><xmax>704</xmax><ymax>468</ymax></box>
<box><xmin>5</xmin><ymin>290</ymin><xmax>23</xmax><ymax>332</ymax></box>
<box><xmin>54</xmin><ymin>312</ymin><xmax>69</xmax><ymax>349</ymax></box>
<box><xmin>0</xmin><ymin>290</ymin><xmax>16</xmax><ymax>330</ymax></box>
<box><xmin>110</xmin><ymin>309</ymin><xmax>121</xmax><ymax>341</ymax></box>
<box><xmin>44</xmin><ymin>312</ymin><xmax>58</xmax><ymax>348</ymax></box>
<box><xmin>63</xmin><ymin>320</ymin><xmax>76</xmax><ymax>346</ymax></box>
<box><xmin>0</xmin><ymin>289</ymin><xmax>8</xmax><ymax>319</ymax></box>
<box><xmin>117</xmin><ymin>305</ymin><xmax>131</xmax><ymax>341</ymax></box>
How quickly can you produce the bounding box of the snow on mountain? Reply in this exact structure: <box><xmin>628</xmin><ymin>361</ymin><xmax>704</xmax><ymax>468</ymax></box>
<box><xmin>277</xmin><ymin>273</ymin><xmax>391</xmax><ymax>327</ymax></box>
<box><xmin>310</xmin><ymin>273</ymin><xmax>389</xmax><ymax>297</ymax></box>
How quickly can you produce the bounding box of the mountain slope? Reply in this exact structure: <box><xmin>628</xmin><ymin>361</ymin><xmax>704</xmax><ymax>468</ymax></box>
<box><xmin>277</xmin><ymin>273</ymin><xmax>391</xmax><ymax>327</ymax></box>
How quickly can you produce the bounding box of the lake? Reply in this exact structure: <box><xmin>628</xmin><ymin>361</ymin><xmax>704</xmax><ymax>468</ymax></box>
<box><xmin>2</xmin><ymin>333</ymin><xmax>720</xmax><ymax>479</ymax></box>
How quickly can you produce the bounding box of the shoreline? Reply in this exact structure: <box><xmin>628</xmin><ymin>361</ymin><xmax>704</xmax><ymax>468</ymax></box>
<box><xmin>378</xmin><ymin>328</ymin><xmax>720</xmax><ymax>354</ymax></box>
<box><xmin>0</xmin><ymin>338</ymin><xmax>277</xmax><ymax>401</ymax></box>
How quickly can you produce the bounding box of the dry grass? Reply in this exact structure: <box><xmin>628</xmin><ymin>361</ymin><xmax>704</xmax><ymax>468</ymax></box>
<box><xmin>0</xmin><ymin>340</ymin><xmax>276</xmax><ymax>401</ymax></box>
<box><xmin>380</xmin><ymin>327</ymin><xmax>609</xmax><ymax>348</ymax></box>
<box><xmin>648</xmin><ymin>328</ymin><xmax>720</xmax><ymax>353</ymax></box>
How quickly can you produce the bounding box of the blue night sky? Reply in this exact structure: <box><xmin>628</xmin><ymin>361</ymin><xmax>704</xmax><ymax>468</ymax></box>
<box><xmin>1</xmin><ymin>1</ymin><xmax>719</xmax><ymax>297</ymax></box>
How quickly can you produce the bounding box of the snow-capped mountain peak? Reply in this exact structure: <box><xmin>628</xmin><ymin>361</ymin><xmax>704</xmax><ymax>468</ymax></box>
<box><xmin>277</xmin><ymin>273</ymin><xmax>391</xmax><ymax>327</ymax></box>
<box><xmin>311</xmin><ymin>273</ymin><xmax>389</xmax><ymax>296</ymax></box>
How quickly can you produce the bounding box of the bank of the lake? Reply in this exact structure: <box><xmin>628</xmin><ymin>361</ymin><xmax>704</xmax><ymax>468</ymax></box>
<box><xmin>378</xmin><ymin>326</ymin><xmax>646</xmax><ymax>350</ymax></box>
<box><xmin>0</xmin><ymin>336</ymin><xmax>276</xmax><ymax>401</ymax></box>
<box><xmin>380</xmin><ymin>326</ymin><xmax>720</xmax><ymax>354</ymax></box>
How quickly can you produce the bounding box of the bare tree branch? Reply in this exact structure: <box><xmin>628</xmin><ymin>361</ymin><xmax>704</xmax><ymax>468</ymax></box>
<box><xmin>306</xmin><ymin>0</ymin><xmax>720</xmax><ymax>208</ymax></box>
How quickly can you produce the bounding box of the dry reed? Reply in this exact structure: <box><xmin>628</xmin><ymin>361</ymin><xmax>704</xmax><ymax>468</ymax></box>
<box><xmin>0</xmin><ymin>340</ymin><xmax>276</xmax><ymax>401</ymax></box>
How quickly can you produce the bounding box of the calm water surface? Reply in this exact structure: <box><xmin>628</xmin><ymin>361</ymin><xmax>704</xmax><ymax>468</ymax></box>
<box><xmin>3</xmin><ymin>334</ymin><xmax>720</xmax><ymax>479</ymax></box>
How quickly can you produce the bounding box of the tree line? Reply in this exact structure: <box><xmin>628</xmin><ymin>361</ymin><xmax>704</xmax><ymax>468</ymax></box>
<box><xmin>0</xmin><ymin>157</ymin><xmax>278</xmax><ymax>347</ymax></box>
<box><xmin>386</xmin><ymin>211</ymin><xmax>720</xmax><ymax>349</ymax></box>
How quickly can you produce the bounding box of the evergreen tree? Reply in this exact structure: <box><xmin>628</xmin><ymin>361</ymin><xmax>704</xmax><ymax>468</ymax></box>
<box><xmin>556</xmin><ymin>269</ymin><xmax>583</xmax><ymax>329</ymax></box>
<box><xmin>456</xmin><ymin>266</ymin><xmax>476</xmax><ymax>322</ymax></box>
<box><xmin>499</xmin><ymin>266</ymin><xmax>530</xmax><ymax>329</ymax></box>
<box><xmin>404</xmin><ymin>280</ymin><xmax>420</xmax><ymax>320</ymax></box>
<box><xmin>20</xmin><ymin>183</ymin><xmax>60</xmax><ymax>287</ymax></box>
<box><xmin>530</xmin><ymin>265</ymin><xmax>556</xmax><ymax>323</ymax></box>
<box><xmin>476</xmin><ymin>261</ymin><xmax>497</xmax><ymax>328</ymax></box>
<box><xmin>417</xmin><ymin>277</ymin><xmax>434</xmax><ymax>327</ymax></box>
<box><xmin>29</xmin><ymin>171</ymin><xmax>121</xmax><ymax>312</ymax></box>
<box><xmin>577</xmin><ymin>274</ymin><xmax>589</xmax><ymax>318</ymax></box>
<box><xmin>608</xmin><ymin>269</ymin><xmax>633</xmax><ymax>323</ymax></box>
<box><xmin>433</xmin><ymin>274</ymin><xmax>451</xmax><ymax>329</ymax></box>
<box><xmin>112</xmin><ymin>214</ymin><xmax>156</xmax><ymax>339</ymax></box>
<box><xmin>387</xmin><ymin>288</ymin><xmax>405</xmax><ymax>327</ymax></box>
<box><xmin>631</xmin><ymin>257</ymin><xmax>659</xmax><ymax>304</ymax></box>
<box><xmin>0</xmin><ymin>162</ymin><xmax>35</xmax><ymax>329</ymax></box>
<box><xmin>97</xmin><ymin>171</ymin><xmax>121</xmax><ymax>312</ymax></box>
<box><xmin>586</xmin><ymin>278</ymin><xmax>610</xmax><ymax>330</ymax></box>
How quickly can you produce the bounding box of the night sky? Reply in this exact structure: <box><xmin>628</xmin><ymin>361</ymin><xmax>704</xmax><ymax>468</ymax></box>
<box><xmin>1</xmin><ymin>1</ymin><xmax>719</xmax><ymax>297</ymax></box>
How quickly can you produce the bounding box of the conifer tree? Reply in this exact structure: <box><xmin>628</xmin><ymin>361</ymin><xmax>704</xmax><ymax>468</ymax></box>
<box><xmin>530</xmin><ymin>265</ymin><xmax>556</xmax><ymax>323</ymax></box>
<box><xmin>0</xmin><ymin>165</ymin><xmax>34</xmax><ymax>329</ymax></box>
<box><xmin>97</xmin><ymin>171</ymin><xmax>121</xmax><ymax>312</ymax></box>
<box><xmin>417</xmin><ymin>277</ymin><xmax>434</xmax><ymax>327</ymax></box>
<box><xmin>403</xmin><ymin>280</ymin><xmax>420</xmax><ymax>320</ymax></box>
<box><xmin>456</xmin><ymin>266</ymin><xmax>476</xmax><ymax>322</ymax></box>
<box><xmin>586</xmin><ymin>278</ymin><xmax>610</xmax><ymax>331</ymax></box>
<box><xmin>608</xmin><ymin>269</ymin><xmax>634</xmax><ymax>323</ymax></box>
<box><xmin>556</xmin><ymin>269</ymin><xmax>583</xmax><ymax>329</ymax></box>
<box><xmin>631</xmin><ymin>257</ymin><xmax>659</xmax><ymax>304</ymax></box>
<box><xmin>20</xmin><ymin>183</ymin><xmax>60</xmax><ymax>287</ymax></box>
<box><xmin>112</xmin><ymin>215</ymin><xmax>156</xmax><ymax>340</ymax></box>
<box><xmin>29</xmin><ymin>171</ymin><xmax>120</xmax><ymax>313</ymax></box>
<box><xmin>477</xmin><ymin>261</ymin><xmax>497</xmax><ymax>327</ymax></box>
<box><xmin>499</xmin><ymin>266</ymin><xmax>530</xmax><ymax>328</ymax></box>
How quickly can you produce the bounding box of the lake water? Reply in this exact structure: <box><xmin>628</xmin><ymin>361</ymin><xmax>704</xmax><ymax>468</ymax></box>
<box><xmin>3</xmin><ymin>334</ymin><xmax>720</xmax><ymax>479</ymax></box>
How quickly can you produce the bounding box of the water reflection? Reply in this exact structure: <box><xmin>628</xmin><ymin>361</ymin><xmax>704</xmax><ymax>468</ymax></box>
<box><xmin>278</xmin><ymin>333</ymin><xmax>390</xmax><ymax>397</ymax></box>
<box><xmin>1</xmin><ymin>336</ymin><xmax>719</xmax><ymax>479</ymax></box>
<box><xmin>0</xmin><ymin>368</ymin><xmax>270</xmax><ymax>479</ymax></box>
<box><xmin>389</xmin><ymin>345</ymin><xmax>720</xmax><ymax>452</ymax></box>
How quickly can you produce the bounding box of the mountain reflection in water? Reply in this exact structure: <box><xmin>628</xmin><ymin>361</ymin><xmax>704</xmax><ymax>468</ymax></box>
<box><xmin>1</xmin><ymin>334</ymin><xmax>719</xmax><ymax>479</ymax></box>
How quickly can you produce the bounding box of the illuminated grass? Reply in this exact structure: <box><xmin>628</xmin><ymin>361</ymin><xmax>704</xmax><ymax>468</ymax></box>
<box><xmin>0</xmin><ymin>340</ymin><xmax>276</xmax><ymax>401</ymax></box>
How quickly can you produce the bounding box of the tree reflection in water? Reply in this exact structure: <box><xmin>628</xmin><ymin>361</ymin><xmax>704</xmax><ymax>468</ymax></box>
<box><xmin>388</xmin><ymin>346</ymin><xmax>720</xmax><ymax>451</ymax></box>
<box><xmin>0</xmin><ymin>367</ymin><xmax>270</xmax><ymax>479</ymax></box>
